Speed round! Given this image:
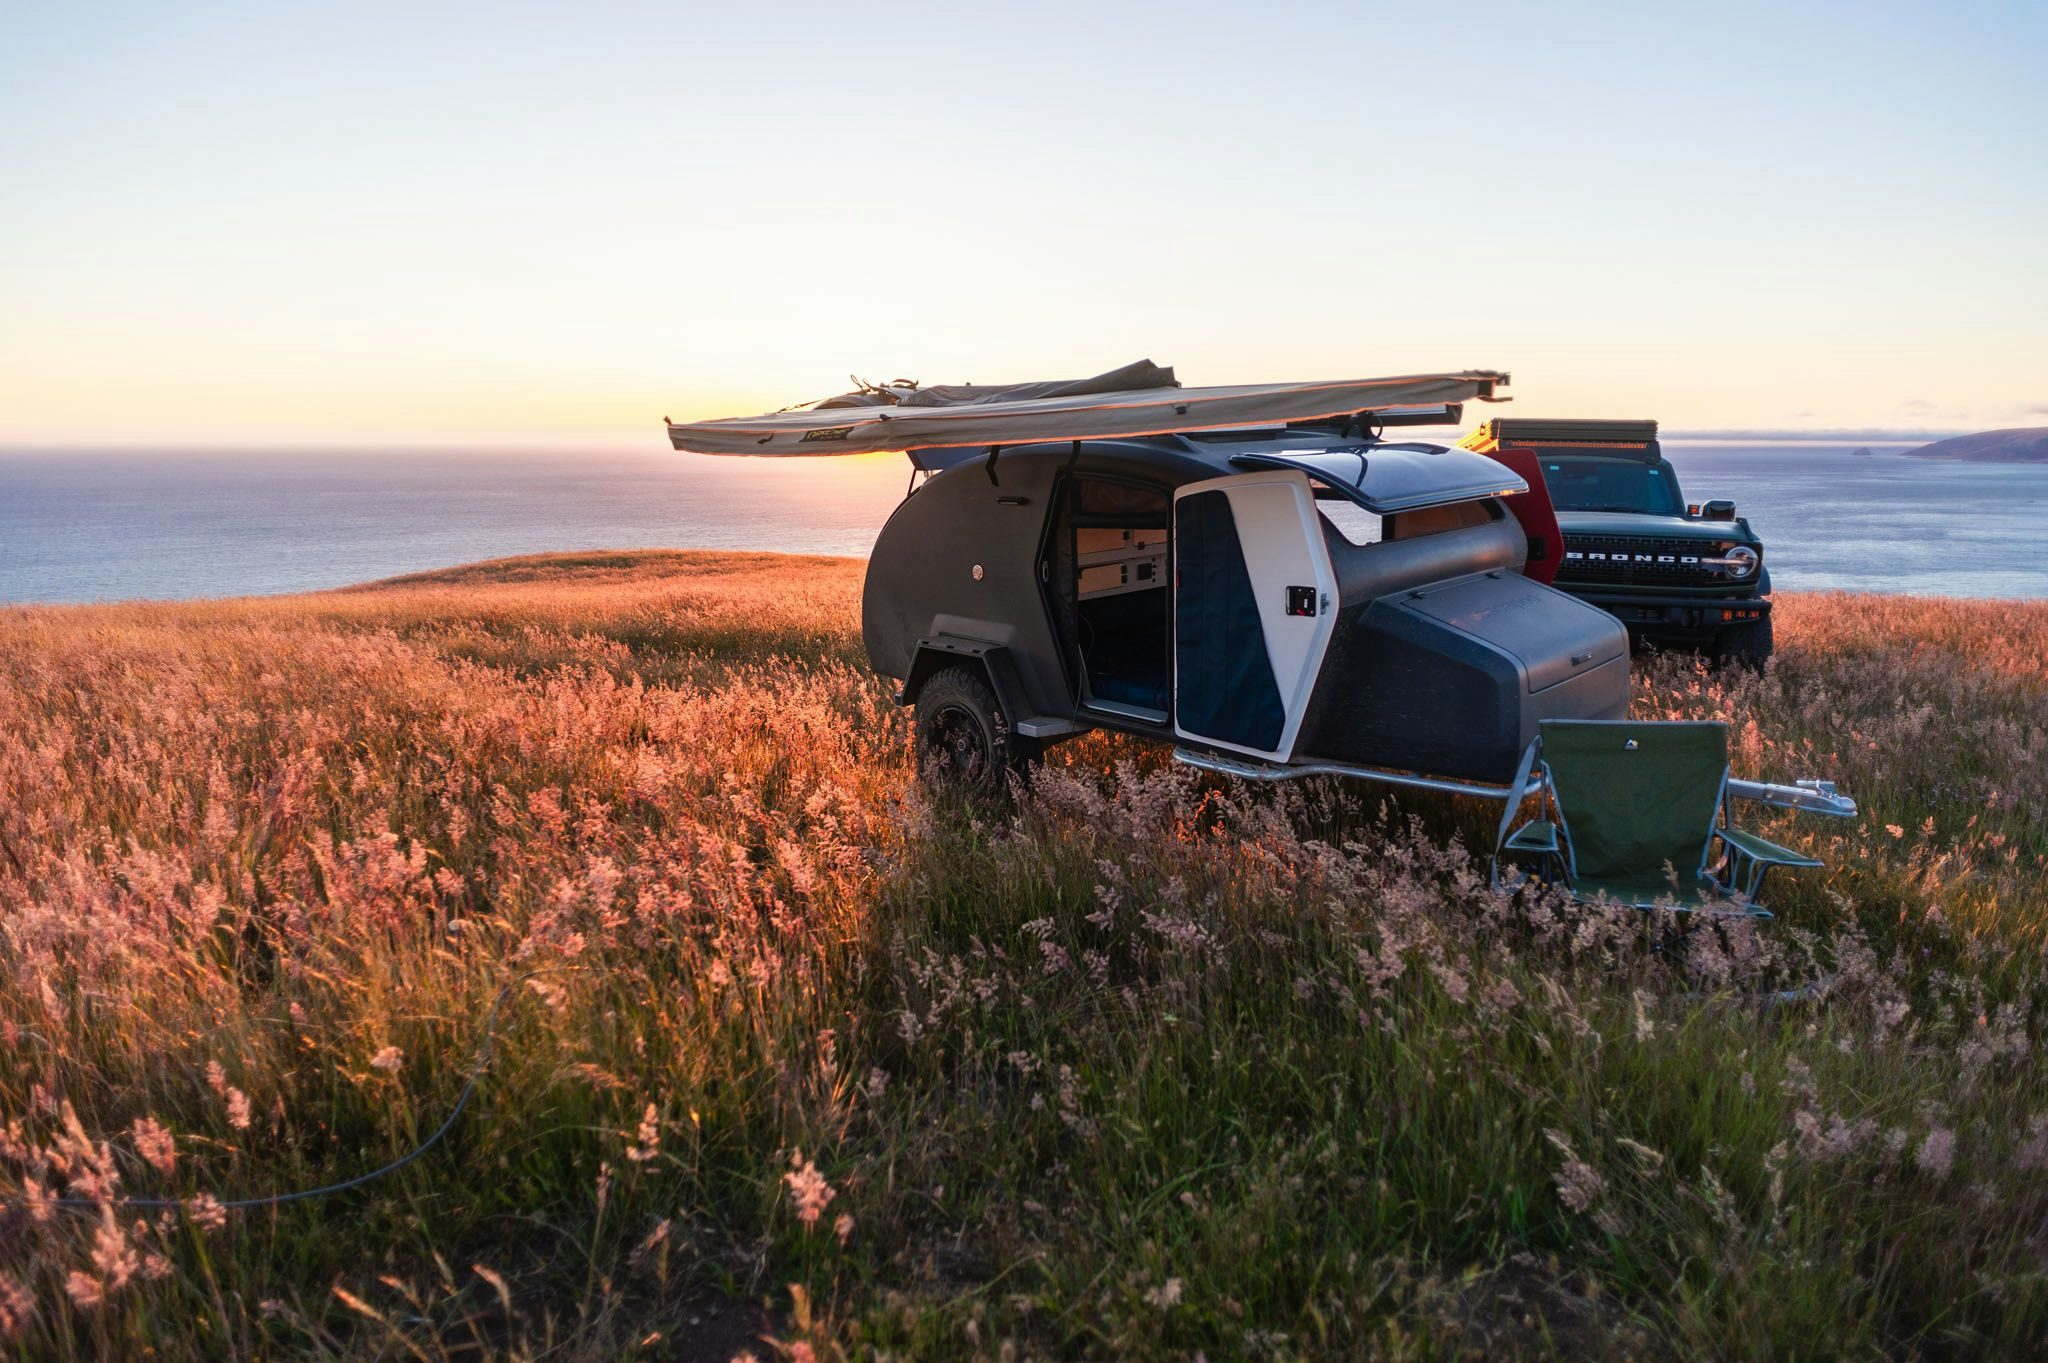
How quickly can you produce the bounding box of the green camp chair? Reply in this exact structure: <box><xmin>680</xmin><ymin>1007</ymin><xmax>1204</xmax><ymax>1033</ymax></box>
<box><xmin>1492</xmin><ymin>719</ymin><xmax>1824</xmax><ymax>918</ymax></box>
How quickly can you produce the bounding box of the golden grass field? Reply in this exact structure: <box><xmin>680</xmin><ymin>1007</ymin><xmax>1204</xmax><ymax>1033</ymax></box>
<box><xmin>1</xmin><ymin>551</ymin><xmax>2045</xmax><ymax>1361</ymax></box>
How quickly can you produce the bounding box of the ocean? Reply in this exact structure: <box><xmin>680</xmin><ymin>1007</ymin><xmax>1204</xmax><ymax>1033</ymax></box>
<box><xmin>2</xmin><ymin>440</ymin><xmax>2044</xmax><ymax>604</ymax></box>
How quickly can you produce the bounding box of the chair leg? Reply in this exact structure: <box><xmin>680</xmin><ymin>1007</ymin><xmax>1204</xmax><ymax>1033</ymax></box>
<box><xmin>1648</xmin><ymin>912</ymin><xmax>1709</xmax><ymax>957</ymax></box>
<box><xmin>1494</xmin><ymin>849</ymin><xmax>1565</xmax><ymax>894</ymax></box>
<box><xmin>1747</xmin><ymin>863</ymin><xmax>1774</xmax><ymax>906</ymax></box>
<box><xmin>1714</xmin><ymin>850</ymin><xmax>1770</xmax><ymax>908</ymax></box>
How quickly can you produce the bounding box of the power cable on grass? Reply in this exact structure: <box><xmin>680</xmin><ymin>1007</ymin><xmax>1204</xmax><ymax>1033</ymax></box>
<box><xmin>21</xmin><ymin>968</ymin><xmax>572</xmax><ymax>1216</ymax></box>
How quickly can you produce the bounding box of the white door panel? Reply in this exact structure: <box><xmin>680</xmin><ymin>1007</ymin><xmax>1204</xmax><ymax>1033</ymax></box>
<box><xmin>1172</xmin><ymin>470</ymin><xmax>1337</xmax><ymax>762</ymax></box>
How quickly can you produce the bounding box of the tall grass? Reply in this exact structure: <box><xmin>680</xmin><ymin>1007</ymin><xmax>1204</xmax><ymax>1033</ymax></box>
<box><xmin>0</xmin><ymin>553</ymin><xmax>2043</xmax><ymax>1360</ymax></box>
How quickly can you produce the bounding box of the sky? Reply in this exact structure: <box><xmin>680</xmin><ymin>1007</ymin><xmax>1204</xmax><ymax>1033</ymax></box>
<box><xmin>1</xmin><ymin>0</ymin><xmax>2043</xmax><ymax>446</ymax></box>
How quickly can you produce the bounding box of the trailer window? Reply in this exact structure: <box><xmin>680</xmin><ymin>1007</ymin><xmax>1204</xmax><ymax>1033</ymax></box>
<box><xmin>1386</xmin><ymin>498</ymin><xmax>1498</xmax><ymax>541</ymax></box>
<box><xmin>1316</xmin><ymin>498</ymin><xmax>1384</xmax><ymax>546</ymax></box>
<box><xmin>1073</xmin><ymin>478</ymin><xmax>1171</xmax><ymax>521</ymax></box>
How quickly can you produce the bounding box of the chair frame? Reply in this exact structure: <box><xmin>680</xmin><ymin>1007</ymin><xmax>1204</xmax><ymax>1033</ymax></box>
<box><xmin>1490</xmin><ymin>720</ymin><xmax>1823</xmax><ymax>919</ymax></box>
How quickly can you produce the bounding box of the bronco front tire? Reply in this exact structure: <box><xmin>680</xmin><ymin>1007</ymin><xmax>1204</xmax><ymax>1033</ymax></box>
<box><xmin>1713</xmin><ymin>616</ymin><xmax>1774</xmax><ymax>671</ymax></box>
<box><xmin>913</xmin><ymin>666</ymin><xmax>1038</xmax><ymax>799</ymax></box>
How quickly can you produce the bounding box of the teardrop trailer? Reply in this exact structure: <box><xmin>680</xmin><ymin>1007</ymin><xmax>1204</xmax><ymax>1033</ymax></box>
<box><xmin>665</xmin><ymin>362</ymin><xmax>1855</xmax><ymax>913</ymax></box>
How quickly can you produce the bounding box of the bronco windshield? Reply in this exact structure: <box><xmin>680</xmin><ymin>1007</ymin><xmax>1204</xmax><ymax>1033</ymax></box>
<box><xmin>1538</xmin><ymin>455</ymin><xmax>1686</xmax><ymax>516</ymax></box>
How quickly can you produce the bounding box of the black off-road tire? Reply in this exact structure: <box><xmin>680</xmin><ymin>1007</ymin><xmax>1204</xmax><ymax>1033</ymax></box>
<box><xmin>1713</xmin><ymin>616</ymin><xmax>1774</xmax><ymax>671</ymax></box>
<box><xmin>913</xmin><ymin>666</ymin><xmax>1040</xmax><ymax>800</ymax></box>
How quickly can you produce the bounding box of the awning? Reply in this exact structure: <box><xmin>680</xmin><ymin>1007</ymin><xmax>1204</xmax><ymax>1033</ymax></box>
<box><xmin>665</xmin><ymin>366</ymin><xmax>1510</xmax><ymax>457</ymax></box>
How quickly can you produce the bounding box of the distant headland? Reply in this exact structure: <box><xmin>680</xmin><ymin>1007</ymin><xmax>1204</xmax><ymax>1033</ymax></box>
<box><xmin>1904</xmin><ymin>428</ymin><xmax>2048</xmax><ymax>463</ymax></box>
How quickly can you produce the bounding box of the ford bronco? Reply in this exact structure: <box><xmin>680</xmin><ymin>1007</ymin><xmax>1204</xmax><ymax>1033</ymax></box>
<box><xmin>1460</xmin><ymin>419</ymin><xmax>1773</xmax><ymax>666</ymax></box>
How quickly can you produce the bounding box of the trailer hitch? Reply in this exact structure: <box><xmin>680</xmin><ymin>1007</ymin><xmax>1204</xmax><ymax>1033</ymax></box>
<box><xmin>1725</xmin><ymin>778</ymin><xmax>1857</xmax><ymax>818</ymax></box>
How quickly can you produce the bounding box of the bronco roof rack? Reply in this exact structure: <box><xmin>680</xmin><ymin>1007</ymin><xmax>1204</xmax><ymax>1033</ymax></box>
<box><xmin>1464</xmin><ymin>418</ymin><xmax>1659</xmax><ymax>448</ymax></box>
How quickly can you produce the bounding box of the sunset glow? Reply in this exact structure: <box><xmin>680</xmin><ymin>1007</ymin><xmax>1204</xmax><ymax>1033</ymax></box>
<box><xmin>3</xmin><ymin>1</ymin><xmax>2044</xmax><ymax>444</ymax></box>
<box><xmin>5</xmin><ymin>8</ymin><xmax>2048</xmax><ymax>1351</ymax></box>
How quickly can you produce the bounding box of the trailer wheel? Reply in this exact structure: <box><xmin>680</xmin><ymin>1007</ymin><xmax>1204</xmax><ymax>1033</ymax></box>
<box><xmin>914</xmin><ymin>666</ymin><xmax>1038</xmax><ymax>799</ymax></box>
<box><xmin>1713</xmin><ymin>616</ymin><xmax>1774</xmax><ymax>671</ymax></box>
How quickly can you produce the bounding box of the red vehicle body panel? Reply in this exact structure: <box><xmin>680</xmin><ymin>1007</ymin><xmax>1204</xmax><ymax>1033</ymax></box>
<box><xmin>1482</xmin><ymin>444</ymin><xmax>1563</xmax><ymax>586</ymax></box>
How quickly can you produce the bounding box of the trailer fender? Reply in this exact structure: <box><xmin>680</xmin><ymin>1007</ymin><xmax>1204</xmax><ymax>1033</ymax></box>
<box><xmin>898</xmin><ymin>638</ymin><xmax>1083</xmax><ymax>741</ymax></box>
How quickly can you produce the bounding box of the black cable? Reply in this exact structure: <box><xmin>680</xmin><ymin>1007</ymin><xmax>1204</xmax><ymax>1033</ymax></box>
<box><xmin>28</xmin><ymin>969</ymin><xmax>563</xmax><ymax>1216</ymax></box>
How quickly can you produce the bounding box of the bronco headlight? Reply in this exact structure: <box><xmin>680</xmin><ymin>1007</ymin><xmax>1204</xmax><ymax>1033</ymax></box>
<box><xmin>1717</xmin><ymin>544</ymin><xmax>1759</xmax><ymax>578</ymax></box>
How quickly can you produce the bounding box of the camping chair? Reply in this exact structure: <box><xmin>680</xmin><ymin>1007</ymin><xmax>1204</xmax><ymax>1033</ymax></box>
<box><xmin>1492</xmin><ymin>719</ymin><xmax>1824</xmax><ymax>920</ymax></box>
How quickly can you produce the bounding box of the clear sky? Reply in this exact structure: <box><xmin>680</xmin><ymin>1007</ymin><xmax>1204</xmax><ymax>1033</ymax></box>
<box><xmin>2</xmin><ymin>0</ymin><xmax>2043</xmax><ymax>445</ymax></box>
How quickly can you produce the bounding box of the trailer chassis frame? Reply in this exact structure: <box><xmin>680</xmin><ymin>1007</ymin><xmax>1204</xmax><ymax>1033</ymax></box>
<box><xmin>1171</xmin><ymin>747</ymin><xmax>1857</xmax><ymax>819</ymax></box>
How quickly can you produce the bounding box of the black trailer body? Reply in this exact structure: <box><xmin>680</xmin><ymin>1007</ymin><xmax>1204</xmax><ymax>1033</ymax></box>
<box><xmin>863</xmin><ymin>432</ymin><xmax>1629</xmax><ymax>786</ymax></box>
<box><xmin>667</xmin><ymin>364</ymin><xmax>1633</xmax><ymax>794</ymax></box>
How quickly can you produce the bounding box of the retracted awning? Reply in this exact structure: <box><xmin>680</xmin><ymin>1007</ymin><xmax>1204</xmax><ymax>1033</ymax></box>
<box><xmin>665</xmin><ymin>367</ymin><xmax>1510</xmax><ymax>457</ymax></box>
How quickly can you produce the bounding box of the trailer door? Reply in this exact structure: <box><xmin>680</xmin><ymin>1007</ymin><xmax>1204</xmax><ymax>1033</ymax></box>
<box><xmin>1173</xmin><ymin>470</ymin><xmax>1337</xmax><ymax>762</ymax></box>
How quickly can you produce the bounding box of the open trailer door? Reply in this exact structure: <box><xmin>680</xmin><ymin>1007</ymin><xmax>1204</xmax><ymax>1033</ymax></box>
<box><xmin>1172</xmin><ymin>470</ymin><xmax>1337</xmax><ymax>762</ymax></box>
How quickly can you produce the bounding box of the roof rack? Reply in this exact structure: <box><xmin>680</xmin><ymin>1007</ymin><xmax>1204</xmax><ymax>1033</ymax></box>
<box><xmin>1462</xmin><ymin>418</ymin><xmax>1659</xmax><ymax>449</ymax></box>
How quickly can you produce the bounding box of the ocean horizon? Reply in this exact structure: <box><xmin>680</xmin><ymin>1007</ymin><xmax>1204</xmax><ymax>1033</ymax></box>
<box><xmin>3</xmin><ymin>438</ymin><xmax>2045</xmax><ymax>604</ymax></box>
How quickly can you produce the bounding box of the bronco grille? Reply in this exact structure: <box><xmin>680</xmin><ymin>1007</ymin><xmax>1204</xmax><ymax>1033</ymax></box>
<box><xmin>1559</xmin><ymin>535</ymin><xmax>1730</xmax><ymax>588</ymax></box>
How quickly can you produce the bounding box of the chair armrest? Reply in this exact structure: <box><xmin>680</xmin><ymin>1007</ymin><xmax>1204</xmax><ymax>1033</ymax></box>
<box><xmin>1504</xmin><ymin>820</ymin><xmax>1559</xmax><ymax>855</ymax></box>
<box><xmin>1717</xmin><ymin>826</ymin><xmax>1823</xmax><ymax>869</ymax></box>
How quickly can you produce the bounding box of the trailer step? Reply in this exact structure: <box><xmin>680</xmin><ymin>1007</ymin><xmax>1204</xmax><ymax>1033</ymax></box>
<box><xmin>1171</xmin><ymin>748</ymin><xmax>1543</xmax><ymax>805</ymax></box>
